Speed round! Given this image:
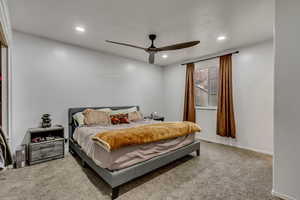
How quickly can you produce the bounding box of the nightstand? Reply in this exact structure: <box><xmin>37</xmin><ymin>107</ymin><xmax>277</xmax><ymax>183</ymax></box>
<box><xmin>144</xmin><ymin>116</ymin><xmax>165</xmax><ymax>121</ymax></box>
<box><xmin>153</xmin><ymin>117</ymin><xmax>165</xmax><ymax>121</ymax></box>
<box><xmin>28</xmin><ymin>126</ymin><xmax>65</xmax><ymax>165</ymax></box>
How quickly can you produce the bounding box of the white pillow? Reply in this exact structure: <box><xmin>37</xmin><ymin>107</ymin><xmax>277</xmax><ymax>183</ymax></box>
<box><xmin>110</xmin><ymin>107</ymin><xmax>138</xmax><ymax>115</ymax></box>
<box><xmin>96</xmin><ymin>108</ymin><xmax>112</xmax><ymax>112</ymax></box>
<box><xmin>73</xmin><ymin>112</ymin><xmax>85</xmax><ymax>126</ymax></box>
<box><xmin>128</xmin><ymin>111</ymin><xmax>143</xmax><ymax>122</ymax></box>
<box><xmin>73</xmin><ymin>108</ymin><xmax>112</xmax><ymax>126</ymax></box>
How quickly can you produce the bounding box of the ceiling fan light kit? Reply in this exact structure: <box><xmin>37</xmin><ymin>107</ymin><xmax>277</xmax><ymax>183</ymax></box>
<box><xmin>106</xmin><ymin>34</ymin><xmax>200</xmax><ymax>64</ymax></box>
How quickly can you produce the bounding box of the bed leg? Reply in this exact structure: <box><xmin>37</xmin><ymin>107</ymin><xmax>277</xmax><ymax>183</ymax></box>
<box><xmin>196</xmin><ymin>149</ymin><xmax>200</xmax><ymax>156</ymax></box>
<box><xmin>81</xmin><ymin>159</ymin><xmax>87</xmax><ymax>168</ymax></box>
<box><xmin>111</xmin><ymin>186</ymin><xmax>119</xmax><ymax>200</ymax></box>
<box><xmin>69</xmin><ymin>148</ymin><xmax>75</xmax><ymax>155</ymax></box>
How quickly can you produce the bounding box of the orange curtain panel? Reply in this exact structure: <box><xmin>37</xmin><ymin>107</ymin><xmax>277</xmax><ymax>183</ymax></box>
<box><xmin>216</xmin><ymin>54</ymin><xmax>236</xmax><ymax>138</ymax></box>
<box><xmin>183</xmin><ymin>63</ymin><xmax>196</xmax><ymax>122</ymax></box>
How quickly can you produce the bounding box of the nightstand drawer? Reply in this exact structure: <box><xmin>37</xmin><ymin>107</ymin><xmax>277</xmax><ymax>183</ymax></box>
<box><xmin>29</xmin><ymin>139</ymin><xmax>64</xmax><ymax>162</ymax></box>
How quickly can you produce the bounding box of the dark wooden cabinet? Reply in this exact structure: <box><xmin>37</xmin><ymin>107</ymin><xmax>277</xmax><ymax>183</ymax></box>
<box><xmin>28</xmin><ymin>126</ymin><xmax>65</xmax><ymax>165</ymax></box>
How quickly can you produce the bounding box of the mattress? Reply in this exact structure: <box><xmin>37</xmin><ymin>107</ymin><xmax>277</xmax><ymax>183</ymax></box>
<box><xmin>73</xmin><ymin>120</ymin><xmax>195</xmax><ymax>170</ymax></box>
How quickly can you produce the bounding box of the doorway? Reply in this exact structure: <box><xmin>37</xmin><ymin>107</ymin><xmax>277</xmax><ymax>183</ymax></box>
<box><xmin>0</xmin><ymin>45</ymin><xmax>2</xmax><ymax>126</ymax></box>
<box><xmin>0</xmin><ymin>37</ymin><xmax>9</xmax><ymax>135</ymax></box>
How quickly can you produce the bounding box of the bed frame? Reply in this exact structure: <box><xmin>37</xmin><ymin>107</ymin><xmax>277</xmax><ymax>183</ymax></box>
<box><xmin>68</xmin><ymin>106</ymin><xmax>200</xmax><ymax>199</ymax></box>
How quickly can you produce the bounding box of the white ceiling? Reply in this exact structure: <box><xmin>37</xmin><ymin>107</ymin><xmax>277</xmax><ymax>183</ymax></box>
<box><xmin>8</xmin><ymin>0</ymin><xmax>274</xmax><ymax>66</ymax></box>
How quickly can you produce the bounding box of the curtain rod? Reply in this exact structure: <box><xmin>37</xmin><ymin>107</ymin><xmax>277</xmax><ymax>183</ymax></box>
<box><xmin>181</xmin><ymin>51</ymin><xmax>239</xmax><ymax>65</ymax></box>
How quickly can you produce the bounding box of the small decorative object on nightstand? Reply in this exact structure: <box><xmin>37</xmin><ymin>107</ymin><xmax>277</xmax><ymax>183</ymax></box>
<box><xmin>150</xmin><ymin>112</ymin><xmax>159</xmax><ymax>119</ymax></box>
<box><xmin>145</xmin><ymin>112</ymin><xmax>165</xmax><ymax>122</ymax></box>
<box><xmin>28</xmin><ymin>126</ymin><xmax>65</xmax><ymax>165</ymax></box>
<box><xmin>41</xmin><ymin>114</ymin><xmax>51</xmax><ymax>128</ymax></box>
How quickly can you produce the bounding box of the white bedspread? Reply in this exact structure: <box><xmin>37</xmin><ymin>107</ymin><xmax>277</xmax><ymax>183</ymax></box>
<box><xmin>73</xmin><ymin>120</ymin><xmax>195</xmax><ymax>170</ymax></box>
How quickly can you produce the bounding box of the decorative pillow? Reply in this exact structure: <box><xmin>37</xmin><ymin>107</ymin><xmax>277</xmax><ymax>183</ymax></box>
<box><xmin>110</xmin><ymin>114</ymin><xmax>130</xmax><ymax>124</ymax></box>
<box><xmin>73</xmin><ymin>108</ymin><xmax>112</xmax><ymax>126</ymax></box>
<box><xmin>82</xmin><ymin>109</ymin><xmax>111</xmax><ymax>126</ymax></box>
<box><xmin>111</xmin><ymin>117</ymin><xmax>120</xmax><ymax>125</ymax></box>
<box><xmin>73</xmin><ymin>112</ymin><xmax>85</xmax><ymax>126</ymax></box>
<box><xmin>119</xmin><ymin>117</ymin><xmax>130</xmax><ymax>124</ymax></box>
<box><xmin>128</xmin><ymin>111</ymin><xmax>143</xmax><ymax>122</ymax></box>
<box><xmin>110</xmin><ymin>107</ymin><xmax>138</xmax><ymax>115</ymax></box>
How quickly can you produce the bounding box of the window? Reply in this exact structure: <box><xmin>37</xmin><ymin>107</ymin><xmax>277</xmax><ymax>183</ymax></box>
<box><xmin>194</xmin><ymin>66</ymin><xmax>219</xmax><ymax>107</ymax></box>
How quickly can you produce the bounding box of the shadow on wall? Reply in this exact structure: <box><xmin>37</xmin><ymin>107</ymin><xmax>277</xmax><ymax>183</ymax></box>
<box><xmin>19</xmin><ymin>130</ymin><xmax>31</xmax><ymax>153</ymax></box>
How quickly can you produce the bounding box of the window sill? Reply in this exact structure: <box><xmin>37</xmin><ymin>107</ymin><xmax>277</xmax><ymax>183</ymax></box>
<box><xmin>196</xmin><ymin>106</ymin><xmax>217</xmax><ymax>110</ymax></box>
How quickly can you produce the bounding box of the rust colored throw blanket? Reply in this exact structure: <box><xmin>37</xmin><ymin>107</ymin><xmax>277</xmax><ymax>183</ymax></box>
<box><xmin>92</xmin><ymin>122</ymin><xmax>201</xmax><ymax>151</ymax></box>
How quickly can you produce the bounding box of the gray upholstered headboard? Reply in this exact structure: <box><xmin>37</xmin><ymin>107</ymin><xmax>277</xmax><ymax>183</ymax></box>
<box><xmin>68</xmin><ymin>106</ymin><xmax>140</xmax><ymax>140</ymax></box>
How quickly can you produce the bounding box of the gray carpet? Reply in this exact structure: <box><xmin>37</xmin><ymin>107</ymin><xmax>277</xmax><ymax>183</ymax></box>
<box><xmin>0</xmin><ymin>141</ymin><xmax>281</xmax><ymax>200</ymax></box>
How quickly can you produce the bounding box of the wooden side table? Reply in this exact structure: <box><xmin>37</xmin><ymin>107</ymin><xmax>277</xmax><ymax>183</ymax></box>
<box><xmin>28</xmin><ymin>126</ymin><xmax>65</xmax><ymax>165</ymax></box>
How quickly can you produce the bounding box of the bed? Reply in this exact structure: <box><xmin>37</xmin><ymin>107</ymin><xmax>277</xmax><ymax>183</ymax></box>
<box><xmin>68</xmin><ymin>106</ymin><xmax>200</xmax><ymax>199</ymax></box>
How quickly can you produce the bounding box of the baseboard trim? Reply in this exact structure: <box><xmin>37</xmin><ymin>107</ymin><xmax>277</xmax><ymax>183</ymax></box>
<box><xmin>272</xmin><ymin>189</ymin><xmax>297</xmax><ymax>200</ymax></box>
<box><xmin>198</xmin><ymin>137</ymin><xmax>273</xmax><ymax>155</ymax></box>
<box><xmin>235</xmin><ymin>144</ymin><xmax>273</xmax><ymax>156</ymax></box>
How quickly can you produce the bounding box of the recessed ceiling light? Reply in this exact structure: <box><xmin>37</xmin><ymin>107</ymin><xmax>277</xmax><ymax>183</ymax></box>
<box><xmin>75</xmin><ymin>26</ymin><xmax>85</xmax><ymax>33</ymax></box>
<box><xmin>162</xmin><ymin>54</ymin><xmax>168</xmax><ymax>59</ymax></box>
<box><xmin>217</xmin><ymin>35</ymin><xmax>227</xmax><ymax>41</ymax></box>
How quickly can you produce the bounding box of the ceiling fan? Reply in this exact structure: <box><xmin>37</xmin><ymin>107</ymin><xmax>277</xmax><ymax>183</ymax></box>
<box><xmin>106</xmin><ymin>34</ymin><xmax>200</xmax><ymax>64</ymax></box>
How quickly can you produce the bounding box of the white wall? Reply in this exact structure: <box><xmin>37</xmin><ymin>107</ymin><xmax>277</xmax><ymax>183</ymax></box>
<box><xmin>273</xmin><ymin>1</ymin><xmax>300</xmax><ymax>199</ymax></box>
<box><xmin>11</xmin><ymin>31</ymin><xmax>164</xmax><ymax>151</ymax></box>
<box><xmin>12</xmin><ymin>31</ymin><xmax>275</xmax><ymax>157</ymax></box>
<box><xmin>163</xmin><ymin>40</ymin><xmax>274</xmax><ymax>155</ymax></box>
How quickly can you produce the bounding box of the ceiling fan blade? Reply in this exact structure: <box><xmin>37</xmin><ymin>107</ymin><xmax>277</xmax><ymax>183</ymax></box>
<box><xmin>106</xmin><ymin>40</ymin><xmax>146</xmax><ymax>50</ymax></box>
<box><xmin>157</xmin><ymin>41</ymin><xmax>200</xmax><ymax>51</ymax></box>
<box><xmin>148</xmin><ymin>52</ymin><xmax>155</xmax><ymax>64</ymax></box>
